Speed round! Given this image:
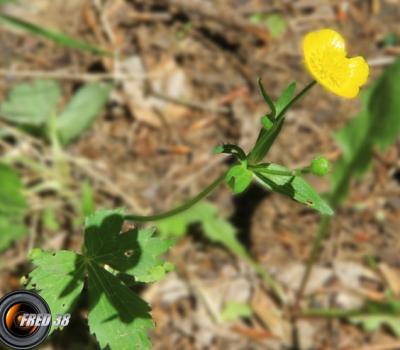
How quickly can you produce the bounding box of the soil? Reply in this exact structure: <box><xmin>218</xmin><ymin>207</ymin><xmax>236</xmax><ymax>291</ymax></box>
<box><xmin>1</xmin><ymin>0</ymin><xmax>400</xmax><ymax>349</ymax></box>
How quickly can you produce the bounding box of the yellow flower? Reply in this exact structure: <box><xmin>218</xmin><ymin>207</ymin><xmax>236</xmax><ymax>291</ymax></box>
<box><xmin>303</xmin><ymin>29</ymin><xmax>369</xmax><ymax>99</ymax></box>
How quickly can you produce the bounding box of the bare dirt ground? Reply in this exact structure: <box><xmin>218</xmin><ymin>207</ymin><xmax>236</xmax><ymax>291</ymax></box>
<box><xmin>1</xmin><ymin>0</ymin><xmax>400</xmax><ymax>349</ymax></box>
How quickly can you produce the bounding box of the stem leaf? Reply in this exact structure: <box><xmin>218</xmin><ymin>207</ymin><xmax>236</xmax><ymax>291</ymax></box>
<box><xmin>254</xmin><ymin>163</ymin><xmax>333</xmax><ymax>215</ymax></box>
<box><xmin>226</xmin><ymin>163</ymin><xmax>253</xmax><ymax>194</ymax></box>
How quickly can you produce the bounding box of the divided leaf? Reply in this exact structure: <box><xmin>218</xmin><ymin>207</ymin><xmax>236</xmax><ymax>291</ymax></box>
<box><xmin>27</xmin><ymin>249</ymin><xmax>85</xmax><ymax>324</ymax></box>
<box><xmin>57</xmin><ymin>83</ymin><xmax>112</xmax><ymax>145</ymax></box>
<box><xmin>0</xmin><ymin>80</ymin><xmax>60</xmax><ymax>126</ymax></box>
<box><xmin>87</xmin><ymin>263</ymin><xmax>153</xmax><ymax>350</ymax></box>
<box><xmin>254</xmin><ymin>163</ymin><xmax>333</xmax><ymax>215</ymax></box>
<box><xmin>84</xmin><ymin>209</ymin><xmax>174</xmax><ymax>282</ymax></box>
<box><xmin>28</xmin><ymin>209</ymin><xmax>173</xmax><ymax>349</ymax></box>
<box><xmin>124</xmin><ymin>228</ymin><xmax>174</xmax><ymax>283</ymax></box>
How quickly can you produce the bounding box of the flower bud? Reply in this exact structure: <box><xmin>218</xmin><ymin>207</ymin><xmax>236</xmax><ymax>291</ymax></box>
<box><xmin>310</xmin><ymin>156</ymin><xmax>330</xmax><ymax>176</ymax></box>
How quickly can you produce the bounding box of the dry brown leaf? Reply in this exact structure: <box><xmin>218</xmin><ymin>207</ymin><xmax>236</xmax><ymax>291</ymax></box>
<box><xmin>378</xmin><ymin>263</ymin><xmax>400</xmax><ymax>296</ymax></box>
<box><xmin>251</xmin><ymin>287</ymin><xmax>291</xmax><ymax>344</ymax></box>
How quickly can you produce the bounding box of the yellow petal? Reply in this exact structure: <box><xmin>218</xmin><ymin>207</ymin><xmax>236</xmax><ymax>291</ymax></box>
<box><xmin>303</xmin><ymin>29</ymin><xmax>369</xmax><ymax>99</ymax></box>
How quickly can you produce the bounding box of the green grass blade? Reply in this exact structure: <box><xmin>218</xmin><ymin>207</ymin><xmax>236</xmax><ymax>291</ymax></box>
<box><xmin>0</xmin><ymin>13</ymin><xmax>109</xmax><ymax>55</ymax></box>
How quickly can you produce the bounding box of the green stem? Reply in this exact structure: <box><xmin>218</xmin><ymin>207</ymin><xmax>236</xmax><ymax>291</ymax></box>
<box><xmin>248</xmin><ymin>80</ymin><xmax>316</xmax><ymax>164</ymax></box>
<box><xmin>247</xmin><ymin>258</ymin><xmax>287</xmax><ymax>304</ymax></box>
<box><xmin>296</xmin><ymin>215</ymin><xmax>331</xmax><ymax>301</ymax></box>
<box><xmin>124</xmin><ymin>172</ymin><xmax>227</xmax><ymax>222</ymax></box>
<box><xmin>249</xmin><ymin>165</ymin><xmax>306</xmax><ymax>177</ymax></box>
<box><xmin>296</xmin><ymin>137</ymin><xmax>370</xmax><ymax>303</ymax></box>
<box><xmin>276</xmin><ymin>80</ymin><xmax>316</xmax><ymax>123</ymax></box>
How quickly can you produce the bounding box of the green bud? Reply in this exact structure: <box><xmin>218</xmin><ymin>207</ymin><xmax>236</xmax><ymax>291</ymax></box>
<box><xmin>310</xmin><ymin>156</ymin><xmax>331</xmax><ymax>176</ymax></box>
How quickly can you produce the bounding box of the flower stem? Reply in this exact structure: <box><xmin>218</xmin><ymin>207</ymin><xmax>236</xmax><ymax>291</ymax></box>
<box><xmin>296</xmin><ymin>137</ymin><xmax>369</xmax><ymax>303</ymax></box>
<box><xmin>276</xmin><ymin>80</ymin><xmax>316</xmax><ymax>123</ymax></box>
<box><xmin>249</xmin><ymin>164</ymin><xmax>306</xmax><ymax>177</ymax></box>
<box><xmin>124</xmin><ymin>172</ymin><xmax>227</xmax><ymax>222</ymax></box>
<box><xmin>296</xmin><ymin>215</ymin><xmax>331</xmax><ymax>302</ymax></box>
<box><xmin>248</xmin><ymin>80</ymin><xmax>316</xmax><ymax>164</ymax></box>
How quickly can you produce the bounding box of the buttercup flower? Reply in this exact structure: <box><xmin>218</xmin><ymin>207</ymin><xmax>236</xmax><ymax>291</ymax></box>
<box><xmin>303</xmin><ymin>29</ymin><xmax>369</xmax><ymax>99</ymax></box>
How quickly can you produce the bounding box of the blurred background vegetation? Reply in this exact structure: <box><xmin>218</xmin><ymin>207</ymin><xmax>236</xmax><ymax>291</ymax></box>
<box><xmin>0</xmin><ymin>0</ymin><xmax>400</xmax><ymax>349</ymax></box>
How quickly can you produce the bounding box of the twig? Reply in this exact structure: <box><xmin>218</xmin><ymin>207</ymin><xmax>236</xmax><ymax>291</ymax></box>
<box><xmin>150</xmin><ymin>91</ymin><xmax>230</xmax><ymax>114</ymax></box>
<box><xmin>0</xmin><ymin>68</ymin><xmax>147</xmax><ymax>82</ymax></box>
<box><xmin>368</xmin><ymin>56</ymin><xmax>396</xmax><ymax>67</ymax></box>
<box><xmin>63</xmin><ymin>154</ymin><xmax>146</xmax><ymax>213</ymax></box>
<box><xmin>347</xmin><ymin>342</ymin><xmax>400</xmax><ymax>350</ymax></box>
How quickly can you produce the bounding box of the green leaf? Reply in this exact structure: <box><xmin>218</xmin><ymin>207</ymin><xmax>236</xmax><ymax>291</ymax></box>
<box><xmin>261</xmin><ymin>115</ymin><xmax>273</xmax><ymax>130</ymax></box>
<box><xmin>0</xmin><ymin>80</ymin><xmax>60</xmax><ymax>126</ymax></box>
<box><xmin>156</xmin><ymin>214</ymin><xmax>191</xmax><ymax>238</ymax></box>
<box><xmin>42</xmin><ymin>207</ymin><xmax>60</xmax><ymax>231</ymax></box>
<box><xmin>202</xmin><ymin>211</ymin><xmax>249</xmax><ymax>259</ymax></box>
<box><xmin>81</xmin><ymin>181</ymin><xmax>95</xmax><ymax>217</ymax></box>
<box><xmin>332</xmin><ymin>58</ymin><xmax>400</xmax><ymax>205</ymax></box>
<box><xmin>57</xmin><ymin>83</ymin><xmax>112</xmax><ymax>145</ymax></box>
<box><xmin>275</xmin><ymin>82</ymin><xmax>296</xmax><ymax>117</ymax></box>
<box><xmin>157</xmin><ymin>201</ymin><xmax>249</xmax><ymax>259</ymax></box>
<box><xmin>213</xmin><ymin>144</ymin><xmax>246</xmax><ymax>160</ymax></box>
<box><xmin>264</xmin><ymin>13</ymin><xmax>287</xmax><ymax>38</ymax></box>
<box><xmin>87</xmin><ymin>263</ymin><xmax>153</xmax><ymax>349</ymax></box>
<box><xmin>257</xmin><ymin>78</ymin><xmax>276</xmax><ymax>118</ymax></box>
<box><xmin>28</xmin><ymin>209</ymin><xmax>173</xmax><ymax>349</ymax></box>
<box><xmin>27</xmin><ymin>249</ymin><xmax>85</xmax><ymax>328</ymax></box>
<box><xmin>156</xmin><ymin>202</ymin><xmax>285</xmax><ymax>300</ymax></box>
<box><xmin>0</xmin><ymin>163</ymin><xmax>26</xmax><ymax>216</ymax></box>
<box><xmin>254</xmin><ymin>163</ymin><xmax>333</xmax><ymax>215</ymax></box>
<box><xmin>249</xmin><ymin>13</ymin><xmax>287</xmax><ymax>38</ymax></box>
<box><xmin>248</xmin><ymin>80</ymin><xmax>296</xmax><ymax>163</ymax></box>
<box><xmin>0</xmin><ymin>217</ymin><xmax>26</xmax><ymax>253</ymax></box>
<box><xmin>351</xmin><ymin>299</ymin><xmax>400</xmax><ymax>337</ymax></box>
<box><xmin>248</xmin><ymin>118</ymin><xmax>284</xmax><ymax>164</ymax></box>
<box><xmin>382</xmin><ymin>33</ymin><xmax>399</xmax><ymax>48</ymax></box>
<box><xmin>220</xmin><ymin>301</ymin><xmax>252</xmax><ymax>322</ymax></box>
<box><xmin>0</xmin><ymin>13</ymin><xmax>108</xmax><ymax>55</ymax></box>
<box><xmin>226</xmin><ymin>163</ymin><xmax>253</xmax><ymax>194</ymax></box>
<box><xmin>124</xmin><ymin>228</ymin><xmax>175</xmax><ymax>283</ymax></box>
<box><xmin>0</xmin><ymin>163</ymin><xmax>27</xmax><ymax>251</ymax></box>
<box><xmin>353</xmin><ymin>315</ymin><xmax>400</xmax><ymax>336</ymax></box>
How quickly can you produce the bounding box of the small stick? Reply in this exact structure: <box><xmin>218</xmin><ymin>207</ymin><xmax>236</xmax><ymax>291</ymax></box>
<box><xmin>0</xmin><ymin>68</ymin><xmax>147</xmax><ymax>82</ymax></box>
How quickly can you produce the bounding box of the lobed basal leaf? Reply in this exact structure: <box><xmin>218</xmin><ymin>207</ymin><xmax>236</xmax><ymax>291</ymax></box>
<box><xmin>28</xmin><ymin>209</ymin><xmax>174</xmax><ymax>349</ymax></box>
